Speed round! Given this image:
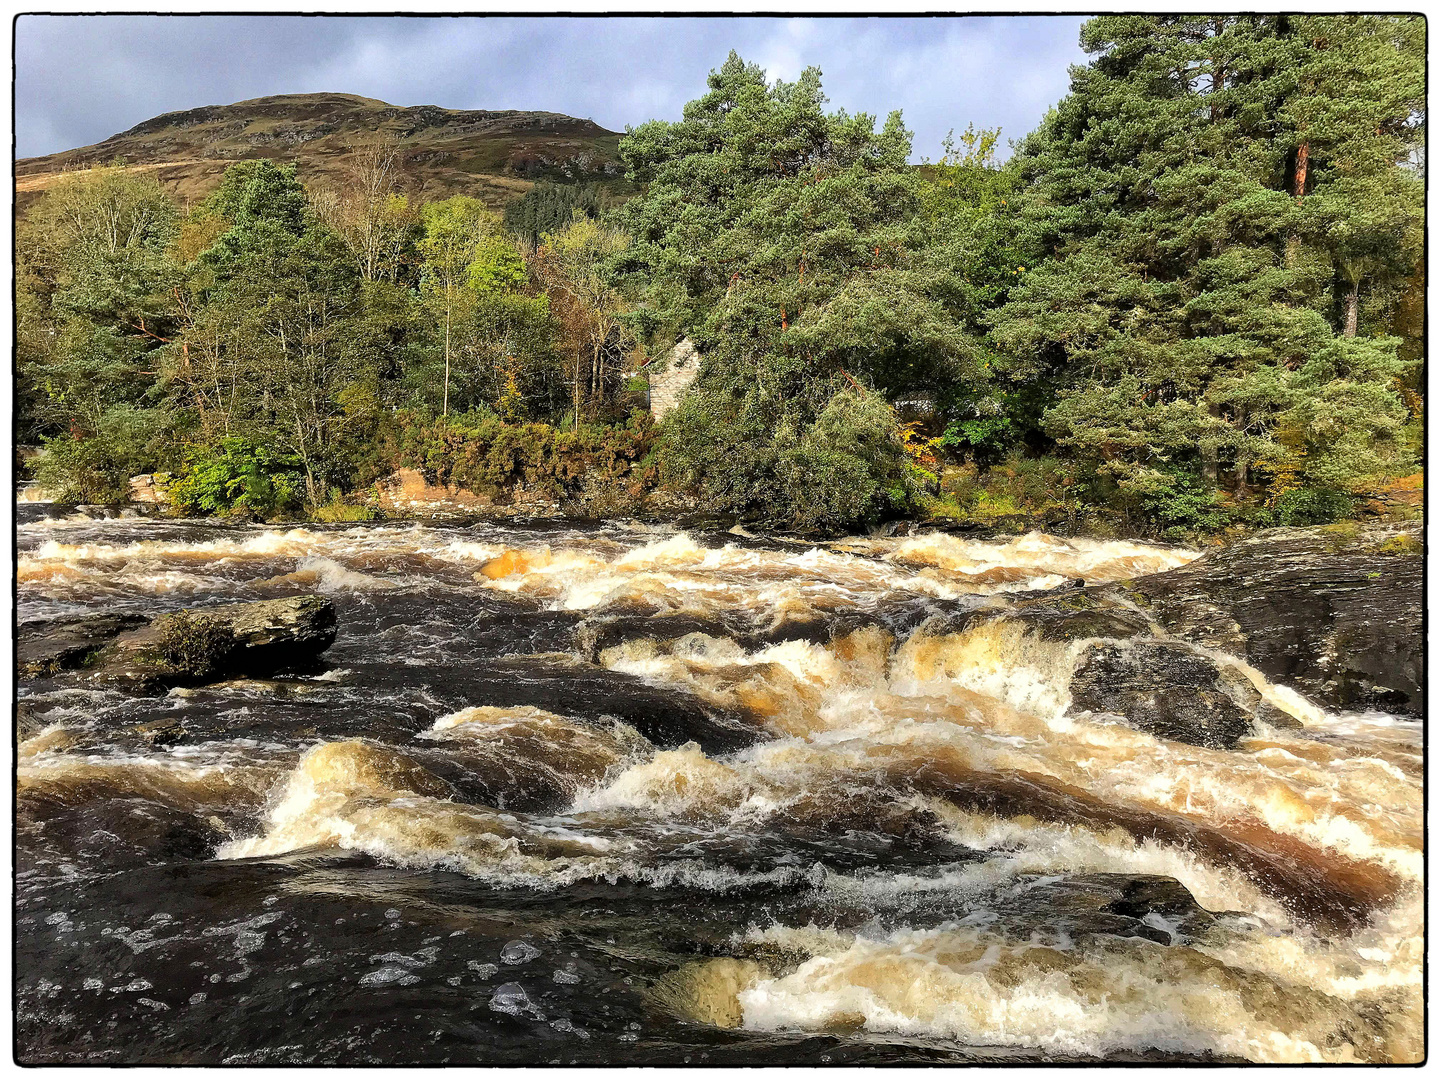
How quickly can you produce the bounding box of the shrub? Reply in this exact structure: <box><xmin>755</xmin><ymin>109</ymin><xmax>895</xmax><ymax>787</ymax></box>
<box><xmin>370</xmin><ymin>408</ymin><xmax>658</xmax><ymax>504</ymax></box>
<box><xmin>33</xmin><ymin>436</ymin><xmax>132</xmax><ymax>504</ymax></box>
<box><xmin>662</xmin><ymin>386</ymin><xmax>913</xmax><ymax>533</ymax></box>
<box><xmin>150</xmin><ymin>612</ymin><xmax>236</xmax><ymax>679</ymax></box>
<box><xmin>311</xmin><ymin>488</ymin><xmax>381</xmax><ymax>522</ymax></box>
<box><xmin>1271</xmin><ymin>486</ymin><xmax>1356</xmax><ymax>527</ymax></box>
<box><xmin>1127</xmin><ymin>465</ymin><xmax>1230</xmax><ymax>538</ymax></box>
<box><xmin>33</xmin><ymin>405</ymin><xmax>168</xmax><ymax>504</ymax></box>
<box><xmin>168</xmin><ymin>438</ymin><xmax>306</xmax><ymax>517</ymax></box>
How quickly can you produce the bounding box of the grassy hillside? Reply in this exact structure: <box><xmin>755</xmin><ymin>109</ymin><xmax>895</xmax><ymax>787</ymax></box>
<box><xmin>15</xmin><ymin>92</ymin><xmax>630</xmax><ymax>211</ymax></box>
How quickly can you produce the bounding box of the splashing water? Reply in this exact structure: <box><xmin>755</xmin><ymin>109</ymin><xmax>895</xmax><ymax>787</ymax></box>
<box><xmin>15</xmin><ymin>507</ymin><xmax>1421</xmax><ymax>1063</ymax></box>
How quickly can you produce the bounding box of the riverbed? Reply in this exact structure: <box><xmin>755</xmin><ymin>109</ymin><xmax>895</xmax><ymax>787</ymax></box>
<box><xmin>14</xmin><ymin>507</ymin><xmax>1423</xmax><ymax>1063</ymax></box>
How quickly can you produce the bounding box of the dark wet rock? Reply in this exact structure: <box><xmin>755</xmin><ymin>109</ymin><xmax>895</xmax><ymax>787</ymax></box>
<box><xmin>1002</xmin><ymin>873</ymin><xmax>1217</xmax><ymax>944</ymax></box>
<box><xmin>130</xmin><ymin>717</ymin><xmax>189</xmax><ymax>749</ymax></box>
<box><xmin>92</xmin><ymin>596</ymin><xmax>337</xmax><ymax>691</ymax></box>
<box><xmin>17</xmin><ymin>702</ymin><xmax>43</xmax><ymax>741</ymax></box>
<box><xmin>1118</xmin><ymin>522</ymin><xmax>1423</xmax><ymax>716</ymax></box>
<box><xmin>1070</xmin><ymin>640</ymin><xmax>1256</xmax><ymax>749</ymax></box>
<box><xmin>574</xmin><ymin>614</ymin><xmax>743</xmax><ymax>664</ymax></box>
<box><xmin>18</xmin><ymin>613</ymin><xmax>150</xmax><ymax>678</ymax></box>
<box><xmin>1005</xmin><ymin>589</ymin><xmax>1154</xmax><ymax>643</ymax></box>
<box><xmin>428</xmin><ymin>654</ymin><xmax>762</xmax><ymax>755</ymax></box>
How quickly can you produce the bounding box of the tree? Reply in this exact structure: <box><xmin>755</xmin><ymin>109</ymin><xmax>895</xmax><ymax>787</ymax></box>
<box><xmin>315</xmin><ymin>133</ymin><xmax>421</xmax><ymax>283</ymax></box>
<box><xmin>17</xmin><ymin>166</ymin><xmax>182</xmax><ymax>490</ymax></box>
<box><xmin>416</xmin><ymin>196</ymin><xmax>495</xmax><ymax>416</ymax></box>
<box><xmin>171</xmin><ymin>160</ymin><xmax>372</xmax><ymax>502</ymax></box>
<box><xmin>503</xmin><ymin>182</ymin><xmax>604</xmax><ymax>249</ymax></box>
<box><xmin>615</xmin><ymin>52</ymin><xmax>988</xmax><ymax>526</ymax></box>
<box><xmin>533</xmin><ymin>214</ymin><xmax>633</xmax><ymax>425</ymax></box>
<box><xmin>992</xmin><ymin>15</ymin><xmax>1423</xmax><ymax>507</ymax></box>
<box><xmin>1283</xmin><ymin>16</ymin><xmax>1424</xmax><ymax>343</ymax></box>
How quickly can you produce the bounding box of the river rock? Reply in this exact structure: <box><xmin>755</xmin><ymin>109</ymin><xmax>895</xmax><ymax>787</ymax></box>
<box><xmin>1002</xmin><ymin>873</ymin><xmax>1218</xmax><ymax>944</ymax></box>
<box><xmin>97</xmin><ymin>596</ymin><xmax>338</xmax><ymax>688</ymax></box>
<box><xmin>18</xmin><ymin>596</ymin><xmax>338</xmax><ymax>690</ymax></box>
<box><xmin>128</xmin><ymin>473</ymin><xmax>171</xmax><ymax>505</ymax></box>
<box><xmin>1005</xmin><ymin>589</ymin><xmax>1155</xmax><ymax>642</ymax></box>
<box><xmin>373</xmin><ymin>467</ymin><xmax>497</xmax><ymax>518</ymax></box>
<box><xmin>1070</xmin><ymin>640</ymin><xmax>1257</xmax><ymax>749</ymax></box>
<box><xmin>1118</xmin><ymin>522</ymin><xmax>1423</xmax><ymax>716</ymax></box>
<box><xmin>18</xmin><ymin>613</ymin><xmax>151</xmax><ymax>678</ymax></box>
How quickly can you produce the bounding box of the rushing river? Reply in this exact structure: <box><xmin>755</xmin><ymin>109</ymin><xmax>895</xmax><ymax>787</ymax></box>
<box><xmin>14</xmin><ymin>506</ymin><xmax>1423</xmax><ymax>1064</ymax></box>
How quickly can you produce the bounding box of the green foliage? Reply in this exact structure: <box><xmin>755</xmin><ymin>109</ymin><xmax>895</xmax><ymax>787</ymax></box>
<box><xmin>778</xmin><ymin>389</ymin><xmax>916</xmax><ymax>532</ymax></box>
<box><xmin>33</xmin><ymin>405</ymin><xmax>170</xmax><ymax>504</ymax></box>
<box><xmin>13</xmin><ymin>30</ymin><xmax>1424</xmax><ymax>535</ymax></box>
<box><xmin>664</xmin><ymin>384</ymin><xmax>912</xmax><ymax>531</ymax></box>
<box><xmin>996</xmin><ymin>15</ymin><xmax>1424</xmax><ymax>503</ymax></box>
<box><xmin>311</xmin><ymin>489</ymin><xmax>382</xmax><ymax>522</ymax></box>
<box><xmin>1270</xmin><ymin>486</ymin><xmax>1355</xmax><ymax>527</ymax></box>
<box><xmin>467</xmin><ymin>234</ymin><xmax>527</xmax><ymax>294</ymax></box>
<box><xmin>617</xmin><ymin>53</ymin><xmax>997</xmax><ymax>528</ymax></box>
<box><xmin>168</xmin><ymin>438</ymin><xmax>306</xmax><ymax>517</ymax></box>
<box><xmin>928</xmin><ymin>456</ymin><xmax>1088</xmax><ymax>530</ymax></box>
<box><xmin>371</xmin><ymin>408</ymin><xmax>658</xmax><ymax>503</ymax></box>
<box><xmin>1134</xmin><ymin>466</ymin><xmax>1231</xmax><ymax>538</ymax></box>
<box><xmin>503</xmin><ymin>182</ymin><xmax>604</xmax><ymax>249</ymax></box>
<box><xmin>150</xmin><ymin>611</ymin><xmax>237</xmax><ymax>679</ymax></box>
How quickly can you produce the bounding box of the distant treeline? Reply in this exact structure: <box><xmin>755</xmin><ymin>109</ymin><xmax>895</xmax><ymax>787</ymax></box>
<box><xmin>17</xmin><ymin>15</ymin><xmax>1425</xmax><ymax>535</ymax></box>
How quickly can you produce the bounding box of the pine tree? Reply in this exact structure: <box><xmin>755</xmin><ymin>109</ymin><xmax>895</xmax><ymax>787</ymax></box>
<box><xmin>617</xmin><ymin>52</ymin><xmax>990</xmax><ymax>527</ymax></box>
<box><xmin>994</xmin><ymin>15</ymin><xmax>1423</xmax><ymax>507</ymax></box>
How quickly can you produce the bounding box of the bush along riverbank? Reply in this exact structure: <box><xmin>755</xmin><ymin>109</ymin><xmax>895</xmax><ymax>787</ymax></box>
<box><xmin>18</xmin><ymin>412</ymin><xmax>1422</xmax><ymax>547</ymax></box>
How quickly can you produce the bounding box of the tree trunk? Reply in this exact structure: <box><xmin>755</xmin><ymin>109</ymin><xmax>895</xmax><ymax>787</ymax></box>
<box><xmin>1202</xmin><ymin>401</ymin><xmax>1221</xmax><ymax>484</ymax></box>
<box><xmin>1294</xmin><ymin>142</ymin><xmax>1309</xmax><ymax>198</ymax></box>
<box><xmin>1344</xmin><ymin>283</ymin><xmax>1359</xmax><ymax>338</ymax></box>
<box><xmin>442</xmin><ymin>305</ymin><xmax>451</xmax><ymax>417</ymax></box>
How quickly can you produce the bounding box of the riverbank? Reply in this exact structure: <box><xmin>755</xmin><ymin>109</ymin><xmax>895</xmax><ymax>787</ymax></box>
<box><xmin>21</xmin><ymin>474</ymin><xmax>1423</xmax><ymax>554</ymax></box>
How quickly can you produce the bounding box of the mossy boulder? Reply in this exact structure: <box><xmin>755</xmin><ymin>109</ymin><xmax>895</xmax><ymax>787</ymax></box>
<box><xmin>20</xmin><ymin>596</ymin><xmax>338</xmax><ymax>692</ymax></box>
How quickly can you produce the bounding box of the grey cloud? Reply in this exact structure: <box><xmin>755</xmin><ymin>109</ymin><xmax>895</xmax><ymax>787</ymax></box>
<box><xmin>16</xmin><ymin>15</ymin><xmax>1087</xmax><ymax>161</ymax></box>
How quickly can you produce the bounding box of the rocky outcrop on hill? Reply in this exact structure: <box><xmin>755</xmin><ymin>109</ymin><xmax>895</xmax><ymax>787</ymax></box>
<box><xmin>19</xmin><ymin>596</ymin><xmax>337</xmax><ymax>691</ymax></box>
<box><xmin>17</xmin><ymin>93</ymin><xmax>626</xmax><ymax>211</ymax></box>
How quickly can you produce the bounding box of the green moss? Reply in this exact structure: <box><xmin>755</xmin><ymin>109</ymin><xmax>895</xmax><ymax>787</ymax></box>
<box><xmin>1371</xmin><ymin>532</ymin><xmax>1421</xmax><ymax>556</ymax></box>
<box><xmin>1319</xmin><ymin>521</ymin><xmax>1363</xmax><ymax>552</ymax></box>
<box><xmin>147</xmin><ymin>612</ymin><xmax>237</xmax><ymax>679</ymax></box>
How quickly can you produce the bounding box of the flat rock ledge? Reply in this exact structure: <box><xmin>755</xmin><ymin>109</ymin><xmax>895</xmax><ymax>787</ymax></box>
<box><xmin>958</xmin><ymin>521</ymin><xmax>1422</xmax><ymax>747</ymax></box>
<box><xmin>1117</xmin><ymin>521</ymin><xmax>1423</xmax><ymax>718</ymax></box>
<box><xmin>19</xmin><ymin>595</ymin><xmax>337</xmax><ymax>691</ymax></box>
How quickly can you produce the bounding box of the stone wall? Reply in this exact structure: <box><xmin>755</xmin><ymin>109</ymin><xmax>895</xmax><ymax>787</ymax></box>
<box><xmin>648</xmin><ymin>337</ymin><xmax>701</xmax><ymax>421</ymax></box>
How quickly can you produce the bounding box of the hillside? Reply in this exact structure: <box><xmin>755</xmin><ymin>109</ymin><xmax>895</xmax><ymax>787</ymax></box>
<box><xmin>14</xmin><ymin>92</ymin><xmax>629</xmax><ymax>210</ymax></box>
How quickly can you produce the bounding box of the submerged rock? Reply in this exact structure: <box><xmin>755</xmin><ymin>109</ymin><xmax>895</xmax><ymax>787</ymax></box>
<box><xmin>20</xmin><ymin>596</ymin><xmax>338</xmax><ymax>691</ymax></box>
<box><xmin>1118</xmin><ymin>522</ymin><xmax>1423</xmax><ymax>716</ymax></box>
<box><xmin>1070</xmin><ymin>640</ymin><xmax>1257</xmax><ymax>749</ymax></box>
<box><xmin>1002</xmin><ymin>872</ymin><xmax>1219</xmax><ymax>944</ymax></box>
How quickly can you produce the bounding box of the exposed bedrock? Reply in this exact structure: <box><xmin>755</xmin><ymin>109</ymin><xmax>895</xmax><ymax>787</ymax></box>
<box><xmin>1069</xmin><ymin>640</ymin><xmax>1260</xmax><ymax>750</ymax></box>
<box><xmin>19</xmin><ymin>595</ymin><xmax>338</xmax><ymax>691</ymax></box>
<box><xmin>1116</xmin><ymin>522</ymin><xmax>1423</xmax><ymax>717</ymax></box>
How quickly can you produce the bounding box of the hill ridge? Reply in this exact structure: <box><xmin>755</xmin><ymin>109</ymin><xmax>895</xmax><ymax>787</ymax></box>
<box><xmin>16</xmin><ymin>91</ymin><xmax>627</xmax><ymax>211</ymax></box>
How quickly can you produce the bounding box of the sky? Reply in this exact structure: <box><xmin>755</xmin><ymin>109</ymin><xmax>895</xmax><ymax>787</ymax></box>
<box><xmin>15</xmin><ymin>15</ymin><xmax>1088</xmax><ymax>161</ymax></box>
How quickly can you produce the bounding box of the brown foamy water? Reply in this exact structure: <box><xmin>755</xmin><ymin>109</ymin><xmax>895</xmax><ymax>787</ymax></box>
<box><xmin>15</xmin><ymin>507</ymin><xmax>1422</xmax><ymax>1063</ymax></box>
